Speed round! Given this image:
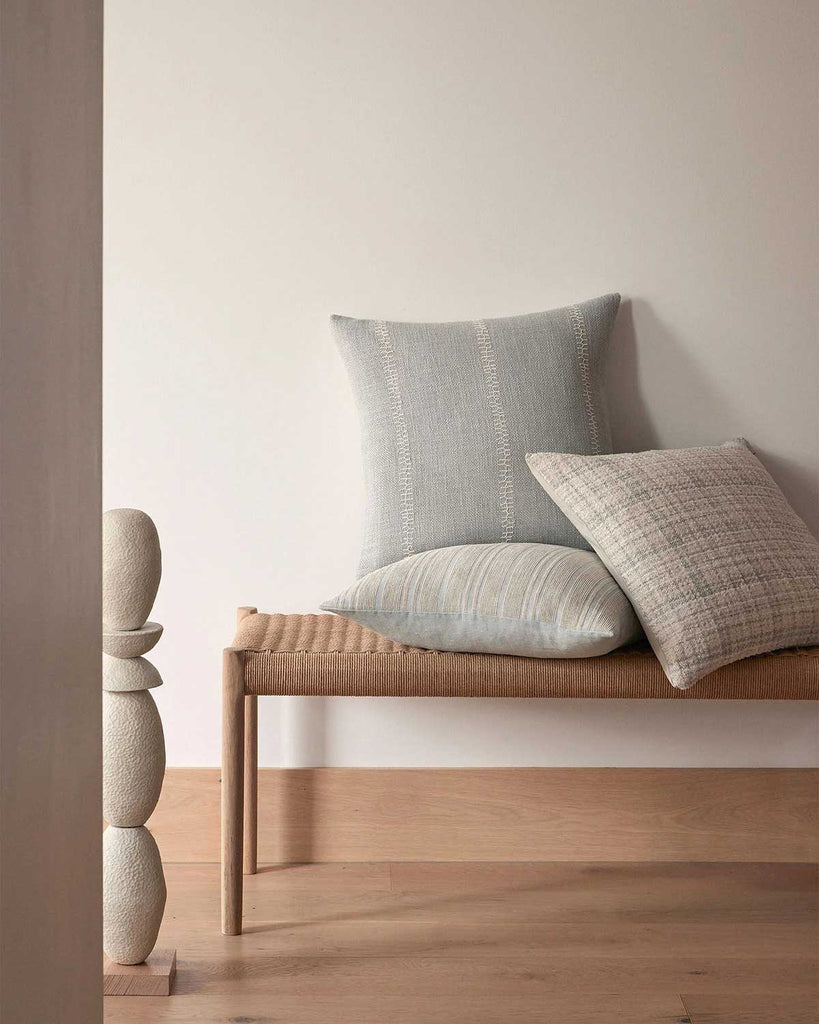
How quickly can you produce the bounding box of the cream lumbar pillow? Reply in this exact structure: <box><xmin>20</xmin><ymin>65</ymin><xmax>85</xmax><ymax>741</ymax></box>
<box><xmin>321</xmin><ymin>542</ymin><xmax>641</xmax><ymax>658</ymax></box>
<box><xmin>526</xmin><ymin>440</ymin><xmax>819</xmax><ymax>689</ymax></box>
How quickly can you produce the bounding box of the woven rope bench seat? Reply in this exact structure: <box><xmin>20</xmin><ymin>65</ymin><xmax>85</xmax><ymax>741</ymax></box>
<box><xmin>221</xmin><ymin>609</ymin><xmax>819</xmax><ymax>934</ymax></box>
<box><xmin>232</xmin><ymin>613</ymin><xmax>819</xmax><ymax>700</ymax></box>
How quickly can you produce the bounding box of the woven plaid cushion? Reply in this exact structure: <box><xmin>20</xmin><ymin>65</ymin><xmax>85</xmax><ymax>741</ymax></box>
<box><xmin>527</xmin><ymin>440</ymin><xmax>819</xmax><ymax>689</ymax></box>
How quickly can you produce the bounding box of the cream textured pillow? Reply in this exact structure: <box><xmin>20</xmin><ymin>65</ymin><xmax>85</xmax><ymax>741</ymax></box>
<box><xmin>526</xmin><ymin>440</ymin><xmax>819</xmax><ymax>689</ymax></box>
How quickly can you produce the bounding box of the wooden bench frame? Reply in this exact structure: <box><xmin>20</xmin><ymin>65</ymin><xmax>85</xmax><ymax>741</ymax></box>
<box><xmin>221</xmin><ymin>605</ymin><xmax>818</xmax><ymax>935</ymax></box>
<box><xmin>221</xmin><ymin>644</ymin><xmax>254</xmax><ymax>935</ymax></box>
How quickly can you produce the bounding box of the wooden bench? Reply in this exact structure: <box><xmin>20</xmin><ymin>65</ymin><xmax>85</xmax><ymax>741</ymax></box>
<box><xmin>221</xmin><ymin>606</ymin><xmax>819</xmax><ymax>934</ymax></box>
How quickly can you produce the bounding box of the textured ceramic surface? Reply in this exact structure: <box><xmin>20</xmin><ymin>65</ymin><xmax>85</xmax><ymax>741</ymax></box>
<box><xmin>103</xmin><ymin>826</ymin><xmax>166</xmax><ymax>964</ymax></box>
<box><xmin>103</xmin><ymin>654</ymin><xmax>163</xmax><ymax>692</ymax></box>
<box><xmin>103</xmin><ymin>621</ymin><xmax>163</xmax><ymax>659</ymax></box>
<box><xmin>103</xmin><ymin>690</ymin><xmax>165</xmax><ymax>826</ymax></box>
<box><xmin>103</xmin><ymin>508</ymin><xmax>162</xmax><ymax>630</ymax></box>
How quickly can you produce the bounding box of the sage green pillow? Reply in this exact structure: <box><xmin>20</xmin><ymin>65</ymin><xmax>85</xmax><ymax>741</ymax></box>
<box><xmin>322</xmin><ymin>542</ymin><xmax>641</xmax><ymax>658</ymax></box>
<box><xmin>332</xmin><ymin>293</ymin><xmax>621</xmax><ymax>575</ymax></box>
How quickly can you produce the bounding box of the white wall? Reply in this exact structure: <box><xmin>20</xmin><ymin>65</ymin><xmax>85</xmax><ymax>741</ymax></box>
<box><xmin>104</xmin><ymin>0</ymin><xmax>818</xmax><ymax>768</ymax></box>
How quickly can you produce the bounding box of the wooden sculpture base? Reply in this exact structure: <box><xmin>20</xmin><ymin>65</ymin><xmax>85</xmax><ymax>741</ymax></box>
<box><xmin>103</xmin><ymin>948</ymin><xmax>176</xmax><ymax>996</ymax></box>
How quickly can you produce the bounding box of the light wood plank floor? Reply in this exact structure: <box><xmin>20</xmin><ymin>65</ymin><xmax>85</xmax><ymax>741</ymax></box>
<box><xmin>105</xmin><ymin>862</ymin><xmax>818</xmax><ymax>1024</ymax></box>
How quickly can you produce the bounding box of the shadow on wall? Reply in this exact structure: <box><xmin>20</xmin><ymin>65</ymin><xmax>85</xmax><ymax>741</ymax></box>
<box><xmin>606</xmin><ymin>298</ymin><xmax>661</xmax><ymax>453</ymax></box>
<box><xmin>752</xmin><ymin>446</ymin><xmax>819</xmax><ymax>539</ymax></box>
<box><xmin>607</xmin><ymin>298</ymin><xmax>818</xmax><ymax>536</ymax></box>
<box><xmin>272</xmin><ymin>696</ymin><xmax>328</xmax><ymax>863</ymax></box>
<box><xmin>606</xmin><ymin>296</ymin><xmax>736</xmax><ymax>453</ymax></box>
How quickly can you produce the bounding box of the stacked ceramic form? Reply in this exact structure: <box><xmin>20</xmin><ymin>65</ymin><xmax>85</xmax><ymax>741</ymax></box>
<box><xmin>102</xmin><ymin>509</ymin><xmax>167</xmax><ymax>965</ymax></box>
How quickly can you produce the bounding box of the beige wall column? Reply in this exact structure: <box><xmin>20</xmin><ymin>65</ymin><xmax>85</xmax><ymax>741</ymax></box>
<box><xmin>0</xmin><ymin>1</ymin><xmax>103</xmax><ymax>1021</ymax></box>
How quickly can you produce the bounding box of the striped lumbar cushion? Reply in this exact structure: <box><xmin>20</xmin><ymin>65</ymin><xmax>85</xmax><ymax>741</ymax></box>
<box><xmin>321</xmin><ymin>543</ymin><xmax>642</xmax><ymax>658</ymax></box>
<box><xmin>331</xmin><ymin>293</ymin><xmax>621</xmax><ymax>576</ymax></box>
<box><xmin>526</xmin><ymin>440</ymin><xmax>819</xmax><ymax>689</ymax></box>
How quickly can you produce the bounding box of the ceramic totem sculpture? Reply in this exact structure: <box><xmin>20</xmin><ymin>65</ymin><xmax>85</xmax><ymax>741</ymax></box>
<box><xmin>102</xmin><ymin>509</ymin><xmax>166</xmax><ymax>965</ymax></box>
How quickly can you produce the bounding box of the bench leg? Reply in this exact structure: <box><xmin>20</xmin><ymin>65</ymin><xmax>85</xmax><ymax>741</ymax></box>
<box><xmin>221</xmin><ymin>649</ymin><xmax>245</xmax><ymax>935</ymax></box>
<box><xmin>243</xmin><ymin>695</ymin><xmax>258</xmax><ymax>875</ymax></box>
